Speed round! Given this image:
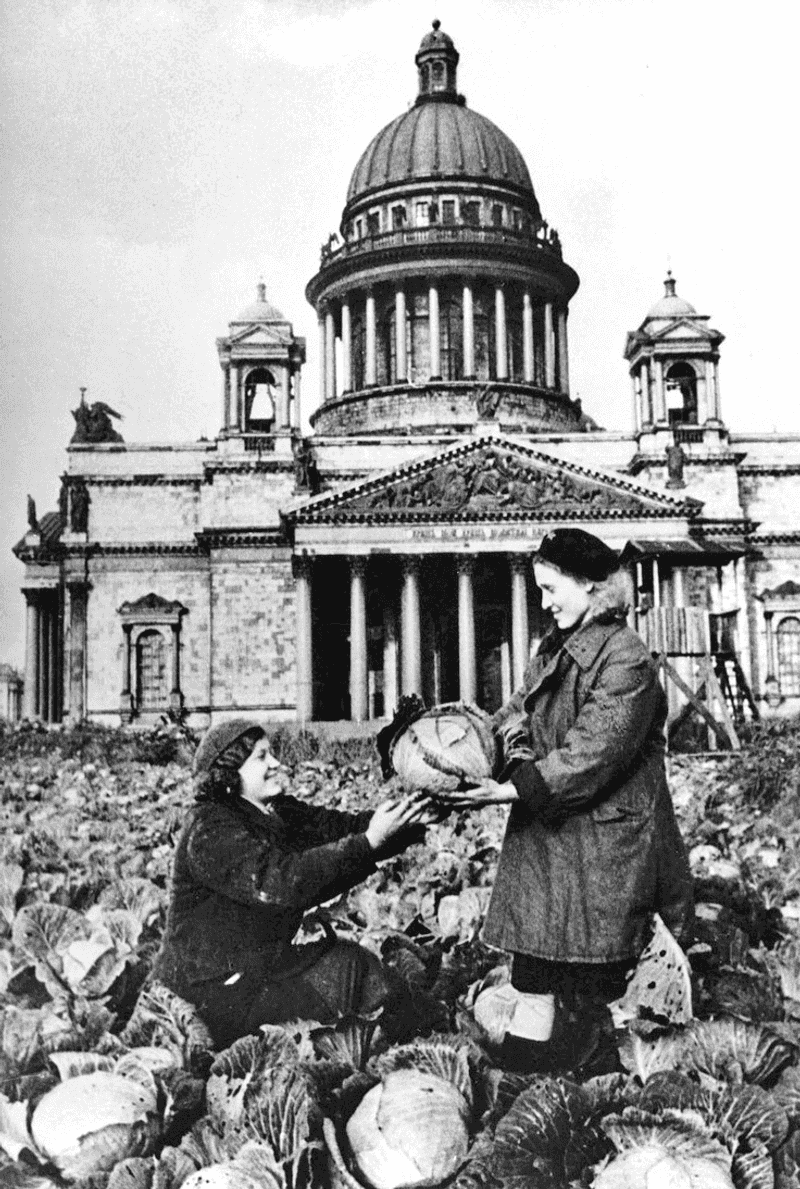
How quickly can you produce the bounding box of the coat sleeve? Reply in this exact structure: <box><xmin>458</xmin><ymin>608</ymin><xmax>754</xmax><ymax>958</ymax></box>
<box><xmin>183</xmin><ymin>804</ymin><xmax>377</xmax><ymax>914</ymax></box>
<box><xmin>510</xmin><ymin>642</ymin><xmax>661</xmax><ymax>822</ymax></box>
<box><xmin>274</xmin><ymin>796</ymin><xmax>373</xmax><ymax>845</ymax></box>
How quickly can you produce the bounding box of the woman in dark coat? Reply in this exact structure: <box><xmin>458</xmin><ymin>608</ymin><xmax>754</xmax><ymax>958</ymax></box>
<box><xmin>154</xmin><ymin>720</ymin><xmax>430</xmax><ymax>1047</ymax></box>
<box><xmin>452</xmin><ymin>528</ymin><xmax>693</xmax><ymax>1074</ymax></box>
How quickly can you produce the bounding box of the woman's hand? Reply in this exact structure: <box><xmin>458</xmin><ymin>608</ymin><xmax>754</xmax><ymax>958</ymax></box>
<box><xmin>444</xmin><ymin>778</ymin><xmax>519</xmax><ymax>809</ymax></box>
<box><xmin>366</xmin><ymin>792</ymin><xmax>433</xmax><ymax>850</ymax></box>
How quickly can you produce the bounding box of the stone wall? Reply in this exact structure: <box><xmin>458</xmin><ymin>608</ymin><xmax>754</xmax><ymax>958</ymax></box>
<box><xmin>84</xmin><ymin>556</ymin><xmax>210</xmax><ymax>721</ymax></box>
<box><xmin>209</xmin><ymin>547</ymin><xmax>296</xmax><ymax>718</ymax></box>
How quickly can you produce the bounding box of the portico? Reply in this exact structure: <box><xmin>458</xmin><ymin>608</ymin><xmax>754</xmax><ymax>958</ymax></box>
<box><xmin>287</xmin><ymin>435</ymin><xmax>709</xmax><ymax>722</ymax></box>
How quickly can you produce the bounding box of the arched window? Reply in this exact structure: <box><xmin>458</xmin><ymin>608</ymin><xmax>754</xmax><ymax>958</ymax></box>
<box><xmin>777</xmin><ymin>618</ymin><xmax>800</xmax><ymax>696</ymax></box>
<box><xmin>665</xmin><ymin>361</ymin><xmax>698</xmax><ymax>425</ymax></box>
<box><xmin>136</xmin><ymin>629</ymin><xmax>167</xmax><ymax>710</ymax></box>
<box><xmin>244</xmin><ymin>367</ymin><xmax>276</xmax><ymax>431</ymax></box>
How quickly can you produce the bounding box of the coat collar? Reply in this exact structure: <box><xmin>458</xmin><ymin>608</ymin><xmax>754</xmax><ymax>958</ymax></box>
<box><xmin>562</xmin><ymin>617</ymin><xmax>625</xmax><ymax>671</ymax></box>
<box><xmin>523</xmin><ymin>618</ymin><xmax>623</xmax><ymax>708</ymax></box>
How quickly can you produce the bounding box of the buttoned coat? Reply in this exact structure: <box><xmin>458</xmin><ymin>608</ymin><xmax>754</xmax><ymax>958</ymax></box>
<box><xmin>154</xmin><ymin>793</ymin><xmax>376</xmax><ymax>1001</ymax></box>
<box><xmin>483</xmin><ymin>616</ymin><xmax>693</xmax><ymax>964</ymax></box>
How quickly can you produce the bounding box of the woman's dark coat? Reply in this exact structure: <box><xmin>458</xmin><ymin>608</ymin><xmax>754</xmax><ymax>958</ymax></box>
<box><xmin>154</xmin><ymin>793</ymin><xmax>376</xmax><ymax>1002</ymax></box>
<box><xmin>483</xmin><ymin>617</ymin><xmax>693</xmax><ymax>965</ymax></box>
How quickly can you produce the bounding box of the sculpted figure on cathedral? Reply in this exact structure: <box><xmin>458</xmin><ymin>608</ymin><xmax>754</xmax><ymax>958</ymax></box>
<box><xmin>666</xmin><ymin>441</ymin><xmax>686</xmax><ymax>488</ymax></box>
<box><xmin>293</xmin><ymin>438</ymin><xmax>320</xmax><ymax>495</ymax></box>
<box><xmin>70</xmin><ymin>400</ymin><xmax>124</xmax><ymax>445</ymax></box>
<box><xmin>26</xmin><ymin>495</ymin><xmax>38</xmax><ymax>531</ymax></box>
<box><xmin>70</xmin><ymin>479</ymin><xmax>90</xmax><ymax>533</ymax></box>
<box><xmin>476</xmin><ymin>384</ymin><xmax>502</xmax><ymax>419</ymax></box>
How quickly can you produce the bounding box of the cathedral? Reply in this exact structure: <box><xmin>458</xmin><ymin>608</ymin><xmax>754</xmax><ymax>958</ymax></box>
<box><xmin>15</xmin><ymin>23</ymin><xmax>800</xmax><ymax>731</ymax></box>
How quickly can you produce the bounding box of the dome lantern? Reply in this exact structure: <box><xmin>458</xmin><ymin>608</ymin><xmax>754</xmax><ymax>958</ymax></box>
<box><xmin>415</xmin><ymin>20</ymin><xmax>460</xmax><ymax>102</ymax></box>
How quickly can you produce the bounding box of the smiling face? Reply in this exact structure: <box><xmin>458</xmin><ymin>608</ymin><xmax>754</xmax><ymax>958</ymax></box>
<box><xmin>533</xmin><ymin>560</ymin><xmax>592</xmax><ymax>631</ymax></box>
<box><xmin>238</xmin><ymin>736</ymin><xmax>288</xmax><ymax>812</ymax></box>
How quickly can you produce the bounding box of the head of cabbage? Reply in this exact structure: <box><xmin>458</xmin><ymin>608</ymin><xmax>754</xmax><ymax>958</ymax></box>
<box><xmin>345</xmin><ymin>1068</ymin><xmax>470</xmax><ymax>1189</ymax></box>
<box><xmin>29</xmin><ymin>1070</ymin><xmax>160</xmax><ymax>1182</ymax></box>
<box><xmin>389</xmin><ymin>703</ymin><xmax>498</xmax><ymax>796</ymax></box>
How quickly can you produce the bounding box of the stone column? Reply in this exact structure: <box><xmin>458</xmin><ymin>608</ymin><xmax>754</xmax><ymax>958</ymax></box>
<box><xmin>280</xmin><ymin>367</ymin><xmax>291</xmax><ymax>428</ymax></box>
<box><xmin>631</xmin><ymin>373</ymin><xmax>641</xmax><ymax>432</ymax></box>
<box><xmin>462</xmin><ymin>282</ymin><xmax>475</xmax><ymax>377</ymax></box>
<box><xmin>37</xmin><ymin>606</ymin><xmax>49</xmax><ymax>723</ymax></box>
<box><xmin>640</xmin><ymin>362</ymin><xmax>651</xmax><ymax>424</ymax></box>
<box><xmin>318</xmin><ymin>312</ymin><xmax>327</xmax><ymax>402</ymax></box>
<box><xmin>23</xmin><ymin>593</ymin><xmax>40</xmax><ymax>720</ymax></box>
<box><xmin>229</xmin><ymin>366</ymin><xmax>240</xmax><ymax>431</ymax></box>
<box><xmin>400</xmin><ymin>557</ymin><xmax>422</xmax><ymax>695</ymax></box>
<box><xmin>295</xmin><ymin>559</ymin><xmax>314</xmax><ymax>722</ymax></box>
<box><xmin>325</xmin><ymin>306</ymin><xmax>337</xmax><ymax>400</ymax></box>
<box><xmin>654</xmin><ymin>358</ymin><xmax>667</xmax><ymax>423</ymax></box>
<box><xmin>557</xmin><ymin>307</ymin><xmax>570</xmax><ymax>395</ymax></box>
<box><xmin>341</xmin><ymin>299</ymin><xmax>352</xmax><ymax>392</ymax></box>
<box><xmin>223</xmin><ymin>368</ymin><xmax>231</xmax><ymax>431</ymax></box>
<box><xmin>510</xmin><ymin>555</ymin><xmax>530</xmax><ymax>687</ymax></box>
<box><xmin>349</xmin><ymin>558</ymin><xmax>368</xmax><ymax>722</ymax></box>
<box><xmin>494</xmin><ymin>286</ymin><xmax>508</xmax><ymax>380</ymax></box>
<box><xmin>457</xmin><ymin>556</ymin><xmax>477</xmax><ymax>703</ymax></box>
<box><xmin>365</xmin><ymin>291</ymin><xmax>377</xmax><ymax>386</ymax></box>
<box><xmin>707</xmin><ymin>359</ymin><xmax>721</xmax><ymax>421</ymax></box>
<box><xmin>48</xmin><ymin>598</ymin><xmax>59</xmax><ymax>722</ymax></box>
<box><xmin>429</xmin><ymin>283</ymin><xmax>441</xmax><ymax>378</ymax></box>
<box><xmin>522</xmin><ymin>291</ymin><xmax>534</xmax><ymax>382</ymax></box>
<box><xmin>169</xmin><ymin>622</ymin><xmax>183</xmax><ymax>711</ymax></box>
<box><xmin>120</xmin><ymin>624</ymin><xmax>134</xmax><ymax>720</ymax></box>
<box><xmin>67</xmin><ymin>582</ymin><xmax>87</xmax><ymax>723</ymax></box>
<box><xmin>652</xmin><ymin>558</ymin><xmax>661</xmax><ymax>608</ymax></box>
<box><xmin>395</xmin><ymin>289</ymin><xmax>407</xmax><ymax>381</ymax></box>
<box><xmin>764</xmin><ymin>612</ymin><xmax>775</xmax><ymax>678</ymax></box>
<box><xmin>696</xmin><ymin>368</ymin><xmax>709</xmax><ymax>425</ymax></box>
<box><xmin>292</xmin><ymin>367</ymin><xmax>302</xmax><ymax>430</ymax></box>
<box><xmin>544</xmin><ymin>301</ymin><xmax>555</xmax><ymax>387</ymax></box>
<box><xmin>382</xmin><ymin>601</ymin><xmax>399</xmax><ymax>719</ymax></box>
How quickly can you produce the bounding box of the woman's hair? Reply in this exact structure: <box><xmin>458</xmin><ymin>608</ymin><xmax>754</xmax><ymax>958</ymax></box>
<box><xmin>585</xmin><ymin>566</ymin><xmax>634</xmax><ymax>623</ymax></box>
<box><xmin>194</xmin><ymin>726</ymin><xmax>266</xmax><ymax>803</ymax></box>
<box><xmin>539</xmin><ymin>559</ymin><xmax>633</xmax><ymax>623</ymax></box>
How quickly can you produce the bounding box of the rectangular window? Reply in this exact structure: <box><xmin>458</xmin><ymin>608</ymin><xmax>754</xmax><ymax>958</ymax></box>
<box><xmin>512</xmin><ymin>209</ymin><xmax>522</xmax><ymax>230</ymax></box>
<box><xmin>461</xmin><ymin>201</ymin><xmax>480</xmax><ymax>227</ymax></box>
<box><xmin>392</xmin><ymin>205</ymin><xmax>407</xmax><ymax>229</ymax></box>
<box><xmin>441</xmin><ymin>200</ymin><xmax>456</xmax><ymax>225</ymax></box>
<box><xmin>491</xmin><ymin>204</ymin><xmax>504</xmax><ymax>227</ymax></box>
<box><xmin>366</xmin><ymin>211</ymin><xmax>381</xmax><ymax>236</ymax></box>
<box><xmin>355</xmin><ymin>219</ymin><xmax>364</xmax><ymax>239</ymax></box>
<box><xmin>415</xmin><ymin>201</ymin><xmax>429</xmax><ymax>227</ymax></box>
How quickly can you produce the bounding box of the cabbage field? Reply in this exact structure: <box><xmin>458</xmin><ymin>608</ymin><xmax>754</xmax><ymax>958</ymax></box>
<box><xmin>2</xmin><ymin>718</ymin><xmax>800</xmax><ymax>1188</ymax></box>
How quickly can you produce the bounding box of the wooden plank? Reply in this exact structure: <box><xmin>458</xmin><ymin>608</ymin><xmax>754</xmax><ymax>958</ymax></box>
<box><xmin>701</xmin><ymin>655</ymin><xmax>741</xmax><ymax>749</ymax></box>
<box><xmin>656</xmin><ymin>654</ymin><xmax>735</xmax><ymax>748</ymax></box>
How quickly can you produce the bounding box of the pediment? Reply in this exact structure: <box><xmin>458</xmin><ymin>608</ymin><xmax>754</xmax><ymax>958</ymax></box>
<box><xmin>289</xmin><ymin>437</ymin><xmax>700</xmax><ymax>525</ymax></box>
<box><xmin>651</xmin><ymin>320</ymin><xmax>718</xmax><ymax>343</ymax></box>
<box><xmin>230</xmin><ymin>326</ymin><xmax>290</xmax><ymax>347</ymax></box>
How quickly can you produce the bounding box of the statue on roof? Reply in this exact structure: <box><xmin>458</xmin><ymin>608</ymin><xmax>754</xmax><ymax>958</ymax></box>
<box><xmin>293</xmin><ymin>438</ymin><xmax>321</xmax><ymax>495</ymax></box>
<box><xmin>70</xmin><ymin>393</ymin><xmax>124</xmax><ymax>444</ymax></box>
<box><xmin>27</xmin><ymin>495</ymin><xmax>38</xmax><ymax>532</ymax></box>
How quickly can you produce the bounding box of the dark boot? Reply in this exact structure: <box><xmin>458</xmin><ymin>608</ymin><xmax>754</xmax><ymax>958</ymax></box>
<box><xmin>499</xmin><ymin>1032</ymin><xmax>556</xmax><ymax>1074</ymax></box>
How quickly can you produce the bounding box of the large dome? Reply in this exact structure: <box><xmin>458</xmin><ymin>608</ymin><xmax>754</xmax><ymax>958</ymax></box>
<box><xmin>347</xmin><ymin>102</ymin><xmax>534</xmax><ymax>204</ymax></box>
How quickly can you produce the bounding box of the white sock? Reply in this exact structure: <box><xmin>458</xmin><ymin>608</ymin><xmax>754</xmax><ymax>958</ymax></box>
<box><xmin>507</xmin><ymin>991</ymin><xmax>556</xmax><ymax>1041</ymax></box>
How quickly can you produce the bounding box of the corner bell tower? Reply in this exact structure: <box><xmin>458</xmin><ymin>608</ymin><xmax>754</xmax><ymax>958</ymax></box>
<box><xmin>216</xmin><ymin>283</ymin><xmax>306</xmax><ymax>441</ymax></box>
<box><xmin>625</xmin><ymin>272</ymin><xmax>726</xmax><ymax>458</ymax></box>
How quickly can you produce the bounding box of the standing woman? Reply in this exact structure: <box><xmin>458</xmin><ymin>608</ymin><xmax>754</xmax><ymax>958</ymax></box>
<box><xmin>154</xmin><ymin>720</ymin><xmax>431</xmax><ymax>1048</ymax></box>
<box><xmin>455</xmin><ymin>528</ymin><xmax>693</xmax><ymax>1074</ymax></box>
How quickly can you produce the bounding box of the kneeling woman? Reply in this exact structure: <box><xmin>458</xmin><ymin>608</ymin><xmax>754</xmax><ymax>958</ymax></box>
<box><xmin>155</xmin><ymin>720</ymin><xmax>430</xmax><ymax>1047</ymax></box>
<box><xmin>455</xmin><ymin>528</ymin><xmax>693</xmax><ymax>1073</ymax></box>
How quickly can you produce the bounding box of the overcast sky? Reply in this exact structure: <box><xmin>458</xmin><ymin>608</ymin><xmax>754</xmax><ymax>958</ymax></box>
<box><xmin>1</xmin><ymin>0</ymin><xmax>798</xmax><ymax>670</ymax></box>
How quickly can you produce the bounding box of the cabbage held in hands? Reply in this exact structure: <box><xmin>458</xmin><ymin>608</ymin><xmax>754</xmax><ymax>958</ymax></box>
<box><xmin>389</xmin><ymin>702</ymin><xmax>499</xmax><ymax>797</ymax></box>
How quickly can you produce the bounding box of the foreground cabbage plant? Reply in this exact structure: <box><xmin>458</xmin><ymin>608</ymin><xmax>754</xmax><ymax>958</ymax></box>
<box><xmin>0</xmin><ymin>1056</ymin><xmax>161</xmax><ymax>1183</ymax></box>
